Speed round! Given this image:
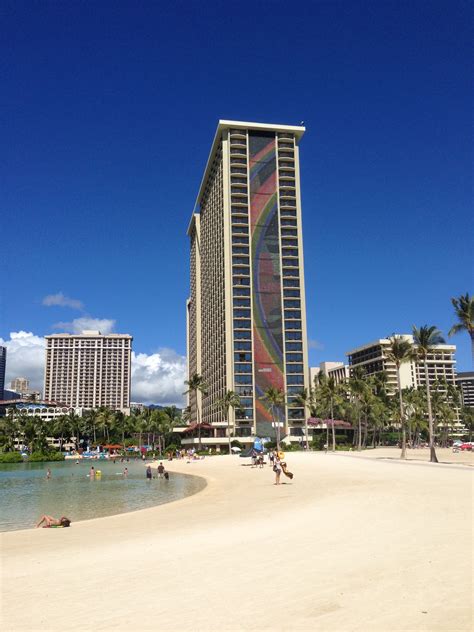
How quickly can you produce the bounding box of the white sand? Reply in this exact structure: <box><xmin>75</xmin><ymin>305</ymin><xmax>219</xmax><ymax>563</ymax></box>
<box><xmin>1</xmin><ymin>449</ymin><xmax>472</xmax><ymax>631</ymax></box>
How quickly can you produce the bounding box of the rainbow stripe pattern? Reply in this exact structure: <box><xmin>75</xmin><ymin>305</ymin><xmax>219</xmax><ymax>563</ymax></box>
<box><xmin>249</xmin><ymin>132</ymin><xmax>285</xmax><ymax>437</ymax></box>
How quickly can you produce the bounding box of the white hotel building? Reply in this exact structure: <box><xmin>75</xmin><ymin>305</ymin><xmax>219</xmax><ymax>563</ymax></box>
<box><xmin>44</xmin><ymin>331</ymin><xmax>132</xmax><ymax>413</ymax></box>
<box><xmin>346</xmin><ymin>335</ymin><xmax>457</xmax><ymax>393</ymax></box>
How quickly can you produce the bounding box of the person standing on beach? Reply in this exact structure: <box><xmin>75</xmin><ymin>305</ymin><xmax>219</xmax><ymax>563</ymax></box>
<box><xmin>46</xmin><ymin>468</ymin><xmax>51</xmax><ymax>479</ymax></box>
<box><xmin>146</xmin><ymin>465</ymin><xmax>152</xmax><ymax>480</ymax></box>
<box><xmin>123</xmin><ymin>467</ymin><xmax>128</xmax><ymax>478</ymax></box>
<box><xmin>157</xmin><ymin>462</ymin><xmax>165</xmax><ymax>478</ymax></box>
<box><xmin>273</xmin><ymin>453</ymin><xmax>282</xmax><ymax>485</ymax></box>
<box><xmin>89</xmin><ymin>466</ymin><xmax>95</xmax><ymax>479</ymax></box>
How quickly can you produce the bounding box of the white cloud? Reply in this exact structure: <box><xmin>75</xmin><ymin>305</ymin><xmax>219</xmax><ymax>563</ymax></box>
<box><xmin>131</xmin><ymin>348</ymin><xmax>186</xmax><ymax>407</ymax></box>
<box><xmin>0</xmin><ymin>331</ymin><xmax>186</xmax><ymax>407</ymax></box>
<box><xmin>0</xmin><ymin>331</ymin><xmax>45</xmax><ymax>391</ymax></box>
<box><xmin>42</xmin><ymin>292</ymin><xmax>84</xmax><ymax>310</ymax></box>
<box><xmin>53</xmin><ymin>317</ymin><xmax>116</xmax><ymax>334</ymax></box>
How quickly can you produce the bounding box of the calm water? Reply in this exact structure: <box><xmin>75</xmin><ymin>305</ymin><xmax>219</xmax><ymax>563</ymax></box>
<box><xmin>0</xmin><ymin>460</ymin><xmax>206</xmax><ymax>532</ymax></box>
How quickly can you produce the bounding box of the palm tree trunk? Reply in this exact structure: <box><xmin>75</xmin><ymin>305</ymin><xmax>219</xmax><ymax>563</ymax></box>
<box><xmin>227</xmin><ymin>414</ymin><xmax>231</xmax><ymax>456</ymax></box>
<box><xmin>397</xmin><ymin>368</ymin><xmax>406</xmax><ymax>459</ymax></box>
<box><xmin>357</xmin><ymin>409</ymin><xmax>362</xmax><ymax>451</ymax></box>
<box><xmin>424</xmin><ymin>360</ymin><xmax>438</xmax><ymax>463</ymax></box>
<box><xmin>362</xmin><ymin>412</ymin><xmax>368</xmax><ymax>448</ymax></box>
<box><xmin>197</xmin><ymin>400</ymin><xmax>202</xmax><ymax>451</ymax></box>
<box><xmin>330</xmin><ymin>399</ymin><xmax>336</xmax><ymax>452</ymax></box>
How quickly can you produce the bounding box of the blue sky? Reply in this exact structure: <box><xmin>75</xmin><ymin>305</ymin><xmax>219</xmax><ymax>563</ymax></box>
<box><xmin>1</xmin><ymin>1</ymin><xmax>472</xmax><ymax>402</ymax></box>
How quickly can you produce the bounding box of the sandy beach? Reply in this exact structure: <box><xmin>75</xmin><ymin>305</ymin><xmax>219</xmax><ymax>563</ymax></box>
<box><xmin>1</xmin><ymin>448</ymin><xmax>472</xmax><ymax>632</ymax></box>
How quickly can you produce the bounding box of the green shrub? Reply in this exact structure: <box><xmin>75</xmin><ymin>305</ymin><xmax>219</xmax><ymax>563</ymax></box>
<box><xmin>0</xmin><ymin>451</ymin><xmax>23</xmax><ymax>463</ymax></box>
<box><xmin>164</xmin><ymin>444</ymin><xmax>178</xmax><ymax>454</ymax></box>
<box><xmin>28</xmin><ymin>450</ymin><xmax>65</xmax><ymax>462</ymax></box>
<box><xmin>231</xmin><ymin>440</ymin><xmax>244</xmax><ymax>449</ymax></box>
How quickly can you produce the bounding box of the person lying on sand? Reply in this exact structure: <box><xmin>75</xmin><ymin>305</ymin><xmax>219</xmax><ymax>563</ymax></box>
<box><xmin>35</xmin><ymin>515</ymin><xmax>71</xmax><ymax>528</ymax></box>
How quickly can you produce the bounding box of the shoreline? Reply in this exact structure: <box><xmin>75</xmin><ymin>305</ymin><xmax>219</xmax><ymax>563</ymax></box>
<box><xmin>0</xmin><ymin>462</ymin><xmax>208</xmax><ymax>535</ymax></box>
<box><xmin>2</xmin><ymin>449</ymin><xmax>472</xmax><ymax>631</ymax></box>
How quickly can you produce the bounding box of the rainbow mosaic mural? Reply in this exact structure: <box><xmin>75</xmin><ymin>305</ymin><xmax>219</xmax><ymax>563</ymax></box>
<box><xmin>249</xmin><ymin>132</ymin><xmax>285</xmax><ymax>438</ymax></box>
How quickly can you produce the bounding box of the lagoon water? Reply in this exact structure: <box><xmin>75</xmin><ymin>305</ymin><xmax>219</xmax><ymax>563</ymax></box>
<box><xmin>0</xmin><ymin>459</ymin><xmax>205</xmax><ymax>532</ymax></box>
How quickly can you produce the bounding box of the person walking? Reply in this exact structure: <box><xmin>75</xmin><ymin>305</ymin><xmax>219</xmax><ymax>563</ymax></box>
<box><xmin>273</xmin><ymin>453</ymin><xmax>282</xmax><ymax>485</ymax></box>
<box><xmin>46</xmin><ymin>468</ymin><xmax>51</xmax><ymax>479</ymax></box>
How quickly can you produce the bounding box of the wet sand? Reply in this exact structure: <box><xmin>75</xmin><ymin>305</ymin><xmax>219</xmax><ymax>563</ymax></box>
<box><xmin>1</xmin><ymin>449</ymin><xmax>472</xmax><ymax>631</ymax></box>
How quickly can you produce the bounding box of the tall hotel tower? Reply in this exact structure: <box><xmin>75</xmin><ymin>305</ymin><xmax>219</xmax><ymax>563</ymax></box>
<box><xmin>44</xmin><ymin>331</ymin><xmax>132</xmax><ymax>413</ymax></box>
<box><xmin>187</xmin><ymin>120</ymin><xmax>309</xmax><ymax>445</ymax></box>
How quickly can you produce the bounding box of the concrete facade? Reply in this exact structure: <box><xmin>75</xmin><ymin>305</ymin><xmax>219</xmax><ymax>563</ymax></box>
<box><xmin>456</xmin><ymin>371</ymin><xmax>474</xmax><ymax>408</ymax></box>
<box><xmin>44</xmin><ymin>330</ymin><xmax>132</xmax><ymax>413</ymax></box>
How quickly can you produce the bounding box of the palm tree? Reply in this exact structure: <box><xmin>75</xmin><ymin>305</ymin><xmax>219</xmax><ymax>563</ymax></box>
<box><xmin>386</xmin><ymin>335</ymin><xmax>414</xmax><ymax>459</ymax></box>
<box><xmin>51</xmin><ymin>414</ymin><xmax>72</xmax><ymax>452</ymax></box>
<box><xmin>95</xmin><ymin>408</ymin><xmax>115</xmax><ymax>444</ymax></box>
<box><xmin>412</xmin><ymin>325</ymin><xmax>445</xmax><ymax>462</ymax></box>
<box><xmin>66</xmin><ymin>410</ymin><xmax>86</xmax><ymax>451</ymax></box>
<box><xmin>347</xmin><ymin>368</ymin><xmax>367</xmax><ymax>451</ymax></box>
<box><xmin>184</xmin><ymin>373</ymin><xmax>208</xmax><ymax>450</ymax></box>
<box><xmin>449</xmin><ymin>293</ymin><xmax>474</xmax><ymax>365</ymax></box>
<box><xmin>292</xmin><ymin>387</ymin><xmax>313</xmax><ymax>450</ymax></box>
<box><xmin>403</xmin><ymin>387</ymin><xmax>427</xmax><ymax>448</ymax></box>
<box><xmin>83</xmin><ymin>409</ymin><xmax>98</xmax><ymax>444</ymax></box>
<box><xmin>216</xmin><ymin>390</ymin><xmax>241</xmax><ymax>455</ymax></box>
<box><xmin>261</xmin><ymin>387</ymin><xmax>286</xmax><ymax>449</ymax></box>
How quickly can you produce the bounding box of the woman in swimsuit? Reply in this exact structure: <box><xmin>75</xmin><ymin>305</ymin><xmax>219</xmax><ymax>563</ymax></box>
<box><xmin>35</xmin><ymin>515</ymin><xmax>71</xmax><ymax>528</ymax></box>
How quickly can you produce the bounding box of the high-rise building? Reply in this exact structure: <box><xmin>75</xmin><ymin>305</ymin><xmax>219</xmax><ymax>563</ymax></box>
<box><xmin>44</xmin><ymin>330</ymin><xmax>132</xmax><ymax>413</ymax></box>
<box><xmin>10</xmin><ymin>377</ymin><xmax>30</xmax><ymax>394</ymax></box>
<box><xmin>0</xmin><ymin>346</ymin><xmax>6</xmax><ymax>400</ymax></box>
<box><xmin>456</xmin><ymin>371</ymin><xmax>474</xmax><ymax>408</ymax></box>
<box><xmin>186</xmin><ymin>120</ymin><xmax>310</xmax><ymax>446</ymax></box>
<box><xmin>309</xmin><ymin>362</ymin><xmax>350</xmax><ymax>389</ymax></box>
<box><xmin>346</xmin><ymin>335</ymin><xmax>457</xmax><ymax>391</ymax></box>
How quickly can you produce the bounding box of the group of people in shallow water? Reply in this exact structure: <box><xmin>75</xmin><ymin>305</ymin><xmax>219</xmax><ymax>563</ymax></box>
<box><xmin>251</xmin><ymin>449</ymin><xmax>294</xmax><ymax>485</ymax></box>
<box><xmin>146</xmin><ymin>462</ymin><xmax>170</xmax><ymax>480</ymax></box>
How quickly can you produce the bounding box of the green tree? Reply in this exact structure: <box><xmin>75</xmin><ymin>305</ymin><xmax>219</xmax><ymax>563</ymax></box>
<box><xmin>50</xmin><ymin>414</ymin><xmax>72</xmax><ymax>452</ymax></box>
<box><xmin>292</xmin><ymin>387</ymin><xmax>313</xmax><ymax>450</ymax></box>
<box><xmin>184</xmin><ymin>373</ymin><xmax>208</xmax><ymax>450</ymax></box>
<box><xmin>430</xmin><ymin>381</ymin><xmax>458</xmax><ymax>447</ymax></box>
<box><xmin>82</xmin><ymin>409</ymin><xmax>98</xmax><ymax>444</ymax></box>
<box><xmin>347</xmin><ymin>368</ymin><xmax>368</xmax><ymax>451</ymax></box>
<box><xmin>95</xmin><ymin>408</ymin><xmax>115</xmax><ymax>443</ymax></box>
<box><xmin>386</xmin><ymin>335</ymin><xmax>414</xmax><ymax>459</ymax></box>
<box><xmin>449</xmin><ymin>293</ymin><xmax>474</xmax><ymax>366</ymax></box>
<box><xmin>313</xmin><ymin>376</ymin><xmax>346</xmax><ymax>452</ymax></box>
<box><xmin>0</xmin><ymin>408</ymin><xmax>19</xmax><ymax>452</ymax></box>
<box><xmin>412</xmin><ymin>325</ymin><xmax>445</xmax><ymax>462</ymax></box>
<box><xmin>403</xmin><ymin>387</ymin><xmax>428</xmax><ymax>447</ymax></box>
<box><xmin>216</xmin><ymin>391</ymin><xmax>241</xmax><ymax>455</ymax></box>
<box><xmin>261</xmin><ymin>387</ymin><xmax>286</xmax><ymax>449</ymax></box>
<box><xmin>461</xmin><ymin>406</ymin><xmax>474</xmax><ymax>441</ymax></box>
